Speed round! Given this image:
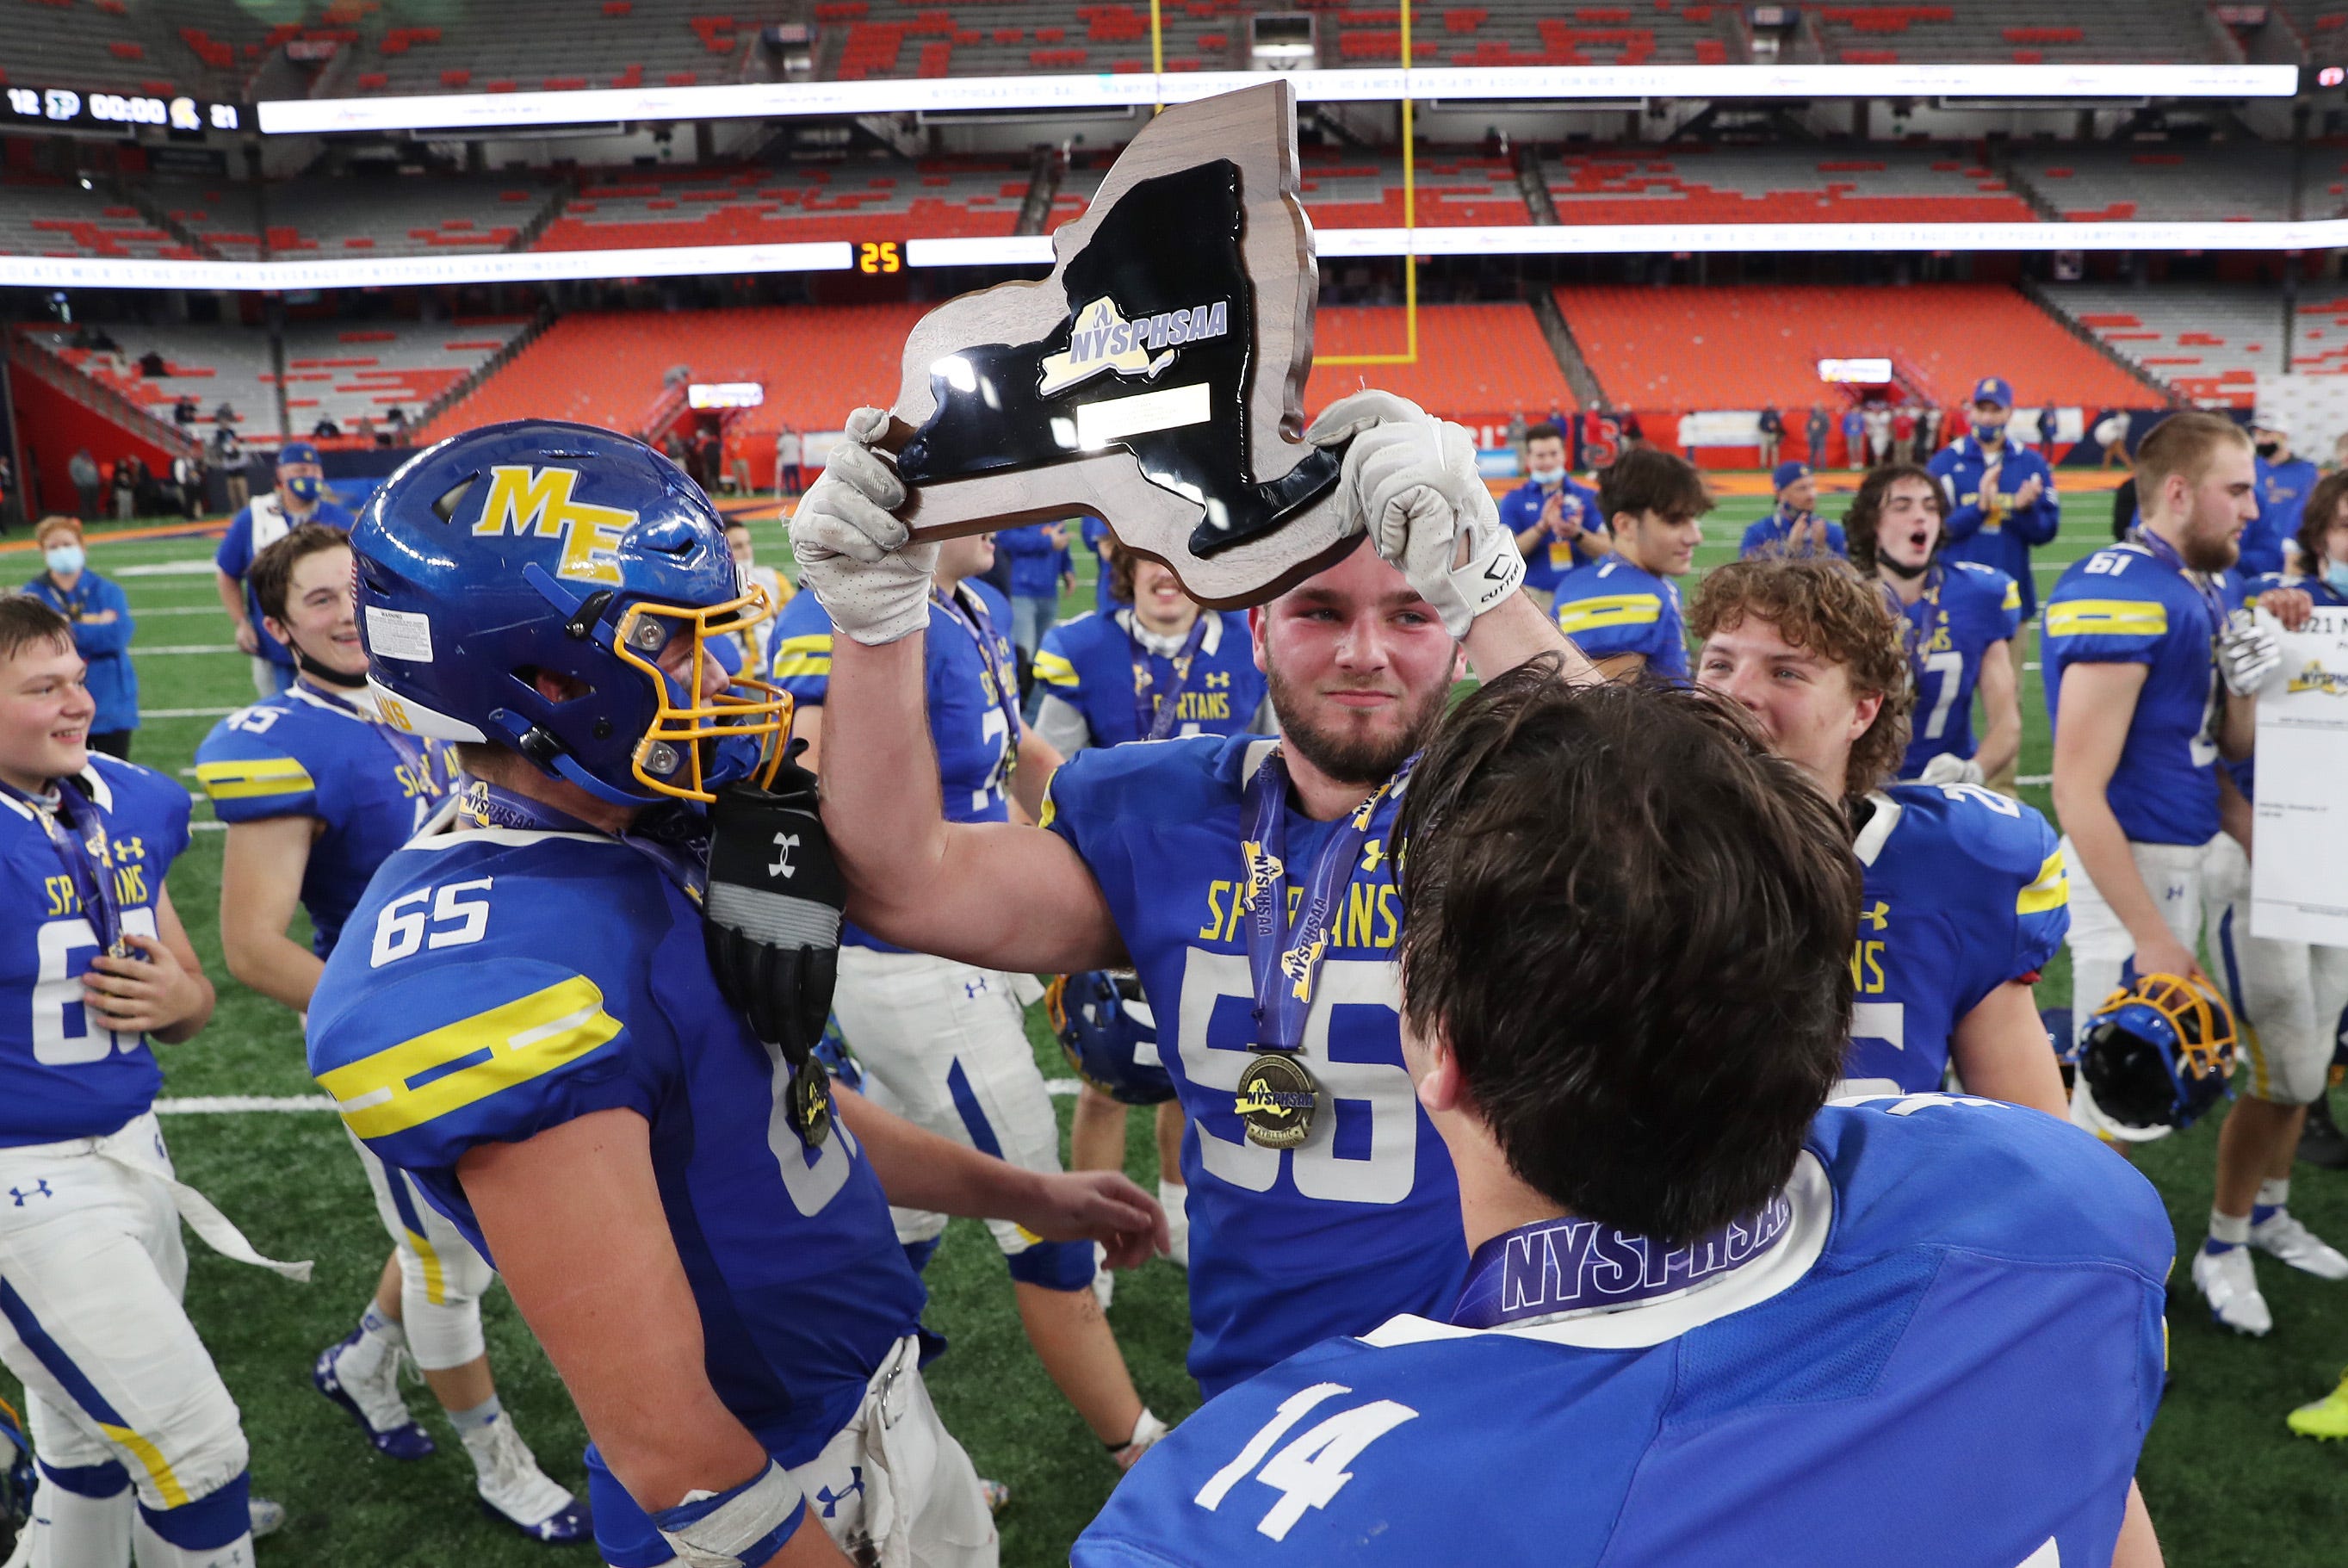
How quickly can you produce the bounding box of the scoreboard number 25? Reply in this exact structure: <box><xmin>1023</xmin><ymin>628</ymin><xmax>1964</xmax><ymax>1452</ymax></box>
<box><xmin>857</xmin><ymin>240</ymin><xmax>901</xmax><ymax>275</ymax></box>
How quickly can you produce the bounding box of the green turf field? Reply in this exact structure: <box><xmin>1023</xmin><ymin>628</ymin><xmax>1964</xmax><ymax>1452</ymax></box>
<box><xmin>4</xmin><ymin>487</ymin><xmax>2345</xmax><ymax>1567</ymax></box>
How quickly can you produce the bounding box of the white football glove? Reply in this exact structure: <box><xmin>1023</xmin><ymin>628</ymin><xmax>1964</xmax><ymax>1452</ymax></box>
<box><xmin>1916</xmin><ymin>753</ymin><xmax>1986</xmax><ymax>788</ymax></box>
<box><xmin>1306</xmin><ymin>390</ymin><xmax>1523</xmax><ymax>638</ymax></box>
<box><xmin>788</xmin><ymin>406</ymin><xmax>939</xmax><ymax>647</ymax></box>
<box><xmin>2216</xmin><ymin>608</ymin><xmax>2280</xmax><ymax>697</ymax></box>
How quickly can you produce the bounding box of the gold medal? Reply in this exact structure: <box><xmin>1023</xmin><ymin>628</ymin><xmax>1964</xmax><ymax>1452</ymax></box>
<box><xmin>1235</xmin><ymin>1052</ymin><xmax>1319</xmax><ymax>1150</ymax></box>
<box><xmin>788</xmin><ymin>1061</ymin><xmax>833</xmax><ymax>1148</ymax></box>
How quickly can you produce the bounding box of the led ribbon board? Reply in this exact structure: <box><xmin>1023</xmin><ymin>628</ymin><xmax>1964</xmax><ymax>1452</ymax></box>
<box><xmin>879</xmin><ymin>80</ymin><xmax>1355</xmax><ymax>610</ymax></box>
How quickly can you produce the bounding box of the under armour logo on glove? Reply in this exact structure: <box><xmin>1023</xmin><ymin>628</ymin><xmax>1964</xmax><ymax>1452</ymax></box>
<box><xmin>703</xmin><ymin>755</ymin><xmax>846</xmax><ymax>1079</ymax></box>
<box><xmin>9</xmin><ymin>1181</ymin><xmax>53</xmax><ymax>1206</ymax></box>
<box><xmin>816</xmin><ymin>1468</ymin><xmax>866</xmax><ymax>1518</ymax></box>
<box><xmin>770</xmin><ymin>832</ymin><xmax>800</xmax><ymax>880</ymax></box>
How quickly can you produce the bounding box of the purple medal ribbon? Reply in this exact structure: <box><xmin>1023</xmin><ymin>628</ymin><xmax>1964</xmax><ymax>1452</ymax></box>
<box><xmin>1879</xmin><ymin>565</ymin><xmax>1944</xmax><ymax>691</ymax></box>
<box><xmin>1451</xmin><ymin>1192</ymin><xmax>1795</xmax><ymax>1330</ymax></box>
<box><xmin>1239</xmin><ymin>749</ymin><xmax>1412</xmax><ymax>1054</ymax></box>
<box><xmin>2</xmin><ymin>776</ymin><xmax>124</xmax><ymax>954</ymax></box>
<box><xmin>2130</xmin><ymin>525</ymin><xmax>2232</xmax><ymax>635</ymax></box>
<box><xmin>1130</xmin><ymin>612</ymin><xmax>1213</xmax><ymax>743</ymax></box>
<box><xmin>301</xmin><ymin>682</ymin><xmax>442</xmax><ymax>815</ymax></box>
<box><xmin>455</xmin><ymin>776</ymin><xmax>709</xmax><ymax>900</ymax></box>
<box><xmin>930</xmin><ymin>585</ymin><xmax>1023</xmax><ymax>799</ymax></box>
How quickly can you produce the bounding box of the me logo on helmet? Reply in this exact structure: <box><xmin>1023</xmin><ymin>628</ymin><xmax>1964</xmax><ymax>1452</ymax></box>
<box><xmin>472</xmin><ymin>466</ymin><xmax>635</xmax><ymax>586</ymax></box>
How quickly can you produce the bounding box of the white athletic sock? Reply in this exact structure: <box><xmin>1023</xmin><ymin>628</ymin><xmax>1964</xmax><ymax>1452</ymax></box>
<box><xmin>2258</xmin><ymin>1178</ymin><xmax>2292</xmax><ymax>1212</ymax></box>
<box><xmin>1159</xmin><ymin>1178</ymin><xmax>1189</xmax><ymax>1267</ymax></box>
<box><xmin>128</xmin><ymin>1519</ymin><xmax>251</xmax><ymax>1568</ymax></box>
<box><xmin>23</xmin><ymin>1477</ymin><xmax>133</xmax><ymax>1568</ymax></box>
<box><xmin>2209</xmin><ymin>1208</ymin><xmax>2252</xmax><ymax>1247</ymax></box>
<box><xmin>338</xmin><ymin>1302</ymin><xmax>405</xmax><ymax>1383</ymax></box>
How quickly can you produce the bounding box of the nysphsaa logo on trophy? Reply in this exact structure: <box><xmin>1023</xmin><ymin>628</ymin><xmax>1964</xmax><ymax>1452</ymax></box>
<box><xmin>878</xmin><ymin>81</ymin><xmax>1358</xmax><ymax>610</ymax></box>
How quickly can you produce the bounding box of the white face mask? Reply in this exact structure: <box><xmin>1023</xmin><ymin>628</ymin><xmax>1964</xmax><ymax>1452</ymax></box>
<box><xmin>44</xmin><ymin>544</ymin><xmax>85</xmax><ymax>576</ymax></box>
<box><xmin>1528</xmin><ymin>465</ymin><xmax>1564</xmax><ymax>487</ymax></box>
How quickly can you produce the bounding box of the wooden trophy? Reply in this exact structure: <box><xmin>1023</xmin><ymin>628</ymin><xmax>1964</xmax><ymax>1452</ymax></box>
<box><xmin>881</xmin><ymin>79</ymin><xmax>1354</xmax><ymax>609</ymax></box>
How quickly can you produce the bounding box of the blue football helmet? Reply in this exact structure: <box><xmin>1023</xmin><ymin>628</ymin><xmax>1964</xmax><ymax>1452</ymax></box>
<box><xmin>350</xmin><ymin>421</ymin><xmax>789</xmax><ymax>804</ymax></box>
<box><xmin>2079</xmin><ymin>972</ymin><xmax>2240</xmax><ymax>1140</ymax></box>
<box><xmin>1049</xmin><ymin>970</ymin><xmax>1172</xmax><ymax>1106</ymax></box>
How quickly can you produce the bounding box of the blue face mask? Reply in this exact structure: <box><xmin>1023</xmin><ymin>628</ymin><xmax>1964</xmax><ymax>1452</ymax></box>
<box><xmin>284</xmin><ymin>474</ymin><xmax>322</xmax><ymax>505</ymax></box>
<box><xmin>2326</xmin><ymin>561</ymin><xmax>2348</xmax><ymax>595</ymax></box>
<box><xmin>44</xmin><ymin>544</ymin><xmax>85</xmax><ymax>576</ymax></box>
<box><xmin>1527</xmin><ymin>464</ymin><xmax>1564</xmax><ymax>487</ymax></box>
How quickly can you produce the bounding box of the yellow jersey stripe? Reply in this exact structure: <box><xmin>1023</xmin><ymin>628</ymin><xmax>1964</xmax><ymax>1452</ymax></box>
<box><xmin>771</xmin><ymin>655</ymin><xmax>832</xmax><ymax>679</ymax></box>
<box><xmin>2017</xmin><ymin>848</ymin><xmax>2070</xmax><ymax>916</ymax></box>
<box><xmin>1033</xmin><ymin>649</ymin><xmax>1081</xmax><ymax>688</ymax></box>
<box><xmin>98</xmin><ymin>1422</ymin><xmax>189</xmax><ymax>1509</ymax></box>
<box><xmin>2046</xmin><ymin>599</ymin><xmax>2168</xmax><ymax>638</ymax></box>
<box><xmin>1557</xmin><ymin>594</ymin><xmax>1663</xmax><ymax>634</ymax></box>
<box><xmin>317</xmin><ymin>976</ymin><xmax>623</xmax><ymax>1141</ymax></box>
<box><xmin>2001</xmin><ymin>580</ymin><xmax>2022</xmax><ymax>612</ymax></box>
<box><xmin>192</xmin><ymin>758</ymin><xmax>315</xmax><ymax>801</ymax></box>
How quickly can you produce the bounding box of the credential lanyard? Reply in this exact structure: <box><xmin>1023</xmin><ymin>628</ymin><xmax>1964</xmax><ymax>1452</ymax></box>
<box><xmin>300</xmin><ymin>681</ymin><xmax>439</xmax><ymax>809</ymax></box>
<box><xmin>1879</xmin><ymin>565</ymin><xmax>1943</xmax><ymax>687</ymax></box>
<box><xmin>2</xmin><ymin>775</ymin><xmax>122</xmax><ymax>954</ymax></box>
<box><xmin>1130</xmin><ymin>612</ymin><xmax>1211</xmax><ymax>743</ymax></box>
<box><xmin>1451</xmin><ymin>1192</ymin><xmax>1794</xmax><ymax>1329</ymax></box>
<box><xmin>2130</xmin><ymin>525</ymin><xmax>2232</xmax><ymax>635</ymax></box>
<box><xmin>1239</xmin><ymin>748</ymin><xmax>1411</xmax><ymax>1054</ymax></box>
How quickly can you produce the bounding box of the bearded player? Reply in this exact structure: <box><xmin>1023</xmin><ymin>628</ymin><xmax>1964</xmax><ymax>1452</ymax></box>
<box><xmin>193</xmin><ymin>524</ymin><xmax>585</xmax><ymax>1543</ymax></box>
<box><xmin>1692</xmin><ymin>555</ymin><xmax>2070</xmax><ymax>1114</ymax></box>
<box><xmin>2045</xmin><ymin>411</ymin><xmax>2336</xmax><ymax>1336</ymax></box>
<box><xmin>1844</xmin><ymin>462</ymin><xmax>2023</xmax><ymax>788</ymax></box>
<box><xmin>794</xmin><ymin>390</ymin><xmax>1590</xmax><ymax>1397</ymax></box>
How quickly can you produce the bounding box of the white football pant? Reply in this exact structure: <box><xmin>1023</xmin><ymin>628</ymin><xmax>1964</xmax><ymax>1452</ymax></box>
<box><xmin>2202</xmin><ymin>832</ymin><xmax>2348</xmax><ymax>1107</ymax></box>
<box><xmin>347</xmin><ymin>1130</ymin><xmax>494</xmax><ymax>1368</ymax></box>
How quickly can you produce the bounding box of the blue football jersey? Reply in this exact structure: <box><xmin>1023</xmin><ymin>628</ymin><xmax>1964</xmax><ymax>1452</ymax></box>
<box><xmin>770</xmin><ymin>580</ymin><xmax>1021</xmax><ymax>951</ymax></box>
<box><xmin>1032</xmin><ymin>610</ymin><xmax>1266</xmax><ymax>748</ymax></box>
<box><xmin>1500</xmin><ymin>476</ymin><xmax>1604</xmax><ymax>595</ymax></box>
<box><xmin>1842</xmin><ymin>784</ymin><xmax>2069</xmax><ymax>1097</ymax></box>
<box><xmin>1738</xmin><ymin>510</ymin><xmax>1849</xmax><ymax>560</ymax></box>
<box><xmin>1042</xmin><ymin>736</ymin><xmax>1466</xmax><ymax>1396</ymax></box>
<box><xmin>1898</xmin><ymin>561</ymin><xmax>2023</xmax><ymax>778</ymax></box>
<box><xmin>194</xmin><ymin>685</ymin><xmax>460</xmax><ymax>957</ymax></box>
<box><xmin>1075</xmin><ymin>1097</ymin><xmax>2169</xmax><ymax>1568</ymax></box>
<box><xmin>306</xmin><ymin>819</ymin><xmax>926</xmax><ymax>1465</ymax></box>
<box><xmin>0</xmin><ymin>757</ymin><xmax>193</xmax><ymax>1146</ymax></box>
<box><xmin>1550</xmin><ymin>555</ymin><xmax>1688</xmax><ymax>679</ymax></box>
<box><xmin>2043</xmin><ymin>540</ymin><xmax>2238</xmax><ymax>846</ymax></box>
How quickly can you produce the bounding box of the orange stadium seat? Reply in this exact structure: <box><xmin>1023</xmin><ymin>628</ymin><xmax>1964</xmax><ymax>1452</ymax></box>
<box><xmin>1302</xmin><ymin>303</ymin><xmax>1577</xmax><ymax>430</ymax></box>
<box><xmin>1556</xmin><ymin>282</ymin><xmax>2154</xmax><ymax>413</ymax></box>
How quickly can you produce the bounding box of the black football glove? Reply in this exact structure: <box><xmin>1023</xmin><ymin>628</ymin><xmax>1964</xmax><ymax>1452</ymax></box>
<box><xmin>702</xmin><ymin>751</ymin><xmax>845</xmax><ymax>1072</ymax></box>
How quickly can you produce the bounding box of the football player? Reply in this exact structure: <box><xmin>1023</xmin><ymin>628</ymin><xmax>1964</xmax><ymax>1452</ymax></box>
<box><xmin>310</xmin><ymin>421</ymin><xmax>1165</xmax><ymax>1568</ymax></box>
<box><xmin>2196</xmin><ymin>471</ymin><xmax>2348</xmax><ymax>1335</ymax></box>
<box><xmin>2044</xmin><ymin>410</ymin><xmax>2326</xmax><ymax>1336</ymax></box>
<box><xmin>1072</xmin><ymin>671</ymin><xmax>2168</xmax><ymax>1568</ymax></box>
<box><xmin>1843</xmin><ymin>462</ymin><xmax>2023</xmax><ymax>788</ymax></box>
<box><xmin>211</xmin><ymin>443</ymin><xmax>352</xmax><ymax>699</ymax></box>
<box><xmin>1031</xmin><ymin>537</ymin><xmax>1271</xmax><ymax>1282</ymax></box>
<box><xmin>723</xmin><ymin>519</ymin><xmax>793</xmax><ymax>671</ymax></box>
<box><xmin>0</xmin><ymin>594</ymin><xmax>297</xmax><ymax>1568</ymax></box>
<box><xmin>1551</xmin><ymin>446</ymin><xmax>1707</xmax><ymax>679</ymax></box>
<box><xmin>192</xmin><ymin>524</ymin><xmax>586</xmax><ymax>1543</ymax></box>
<box><xmin>1692</xmin><ymin>555</ymin><xmax>2069</xmax><ymax>1113</ymax></box>
<box><xmin>1501</xmin><ymin>422</ymin><xmax>1605</xmax><ymax>610</ymax></box>
<box><xmin>1738</xmin><ymin>460</ymin><xmax>1847</xmax><ymax>560</ymax></box>
<box><xmin>793</xmin><ymin>390</ymin><xmax>1589</xmax><ymax>1398</ymax></box>
<box><xmin>769</xmin><ymin>525</ymin><xmax>1167</xmax><ymax>1469</ymax></box>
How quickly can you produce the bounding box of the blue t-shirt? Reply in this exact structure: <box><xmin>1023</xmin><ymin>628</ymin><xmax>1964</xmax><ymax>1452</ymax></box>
<box><xmin>307</xmin><ymin>818</ymin><xmax>926</xmax><ymax>1472</ymax></box>
<box><xmin>1897</xmin><ymin>561</ymin><xmax>2023</xmax><ymax>778</ymax></box>
<box><xmin>2246</xmin><ymin>454</ymin><xmax>2320</xmax><ymax>579</ymax></box>
<box><xmin>1075</xmin><ymin>1097</ymin><xmax>2169</xmax><ymax>1568</ymax></box>
<box><xmin>0</xmin><ymin>756</ymin><xmax>193</xmax><ymax>1145</ymax></box>
<box><xmin>1500</xmin><ymin>475</ymin><xmax>1603</xmax><ymax>595</ymax></box>
<box><xmin>770</xmin><ymin>580</ymin><xmax>1019</xmax><ymax>950</ymax></box>
<box><xmin>1041</xmin><ymin>736</ymin><xmax>1466</xmax><ymax>1396</ymax></box>
<box><xmin>195</xmin><ymin>684</ymin><xmax>460</xmax><ymax>957</ymax></box>
<box><xmin>1550</xmin><ymin>555</ymin><xmax>1688</xmax><ymax>679</ymax></box>
<box><xmin>1083</xmin><ymin>518</ymin><xmax>1124</xmax><ymax>613</ymax></box>
<box><xmin>1928</xmin><ymin>436</ymin><xmax>2060</xmax><ymax>616</ymax></box>
<box><xmin>1032</xmin><ymin>610</ymin><xmax>1265</xmax><ymax>749</ymax></box>
<box><xmin>995</xmin><ymin>521</ymin><xmax>1071</xmax><ymax>600</ymax></box>
<box><xmin>2043</xmin><ymin>539</ymin><xmax>2238</xmax><ymax>846</ymax></box>
<box><xmin>1738</xmin><ymin>510</ymin><xmax>1848</xmax><ymax>560</ymax></box>
<box><xmin>214</xmin><ymin>494</ymin><xmax>355</xmax><ymax>668</ymax></box>
<box><xmin>20</xmin><ymin>572</ymin><xmax>138</xmax><ymax>736</ymax></box>
<box><xmin>1842</xmin><ymin>784</ymin><xmax>2069</xmax><ymax>1097</ymax></box>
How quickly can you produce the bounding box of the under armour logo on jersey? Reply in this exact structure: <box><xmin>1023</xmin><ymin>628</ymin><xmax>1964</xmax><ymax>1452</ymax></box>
<box><xmin>816</xmin><ymin>1468</ymin><xmax>866</xmax><ymax>1518</ymax></box>
<box><xmin>8</xmin><ymin>1181</ymin><xmax>53</xmax><ymax>1206</ymax></box>
<box><xmin>1359</xmin><ymin>839</ymin><xmax>1385</xmax><ymax>874</ymax></box>
<box><xmin>964</xmin><ymin>977</ymin><xmax>988</xmax><ymax>999</ymax></box>
<box><xmin>769</xmin><ymin>833</ymin><xmax>799</xmax><ymax>880</ymax></box>
<box><xmin>1205</xmin><ymin>671</ymin><xmax>1231</xmax><ymax>689</ymax></box>
<box><xmin>1860</xmin><ymin>901</ymin><xmax>1890</xmax><ymax>931</ymax></box>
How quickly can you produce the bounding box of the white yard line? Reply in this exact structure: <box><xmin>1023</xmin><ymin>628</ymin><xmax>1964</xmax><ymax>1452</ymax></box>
<box><xmin>144</xmin><ymin>705</ymin><xmax>238</xmax><ymax>719</ymax></box>
<box><xmin>133</xmin><ymin>645</ymin><xmax>239</xmax><ymax>656</ymax></box>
